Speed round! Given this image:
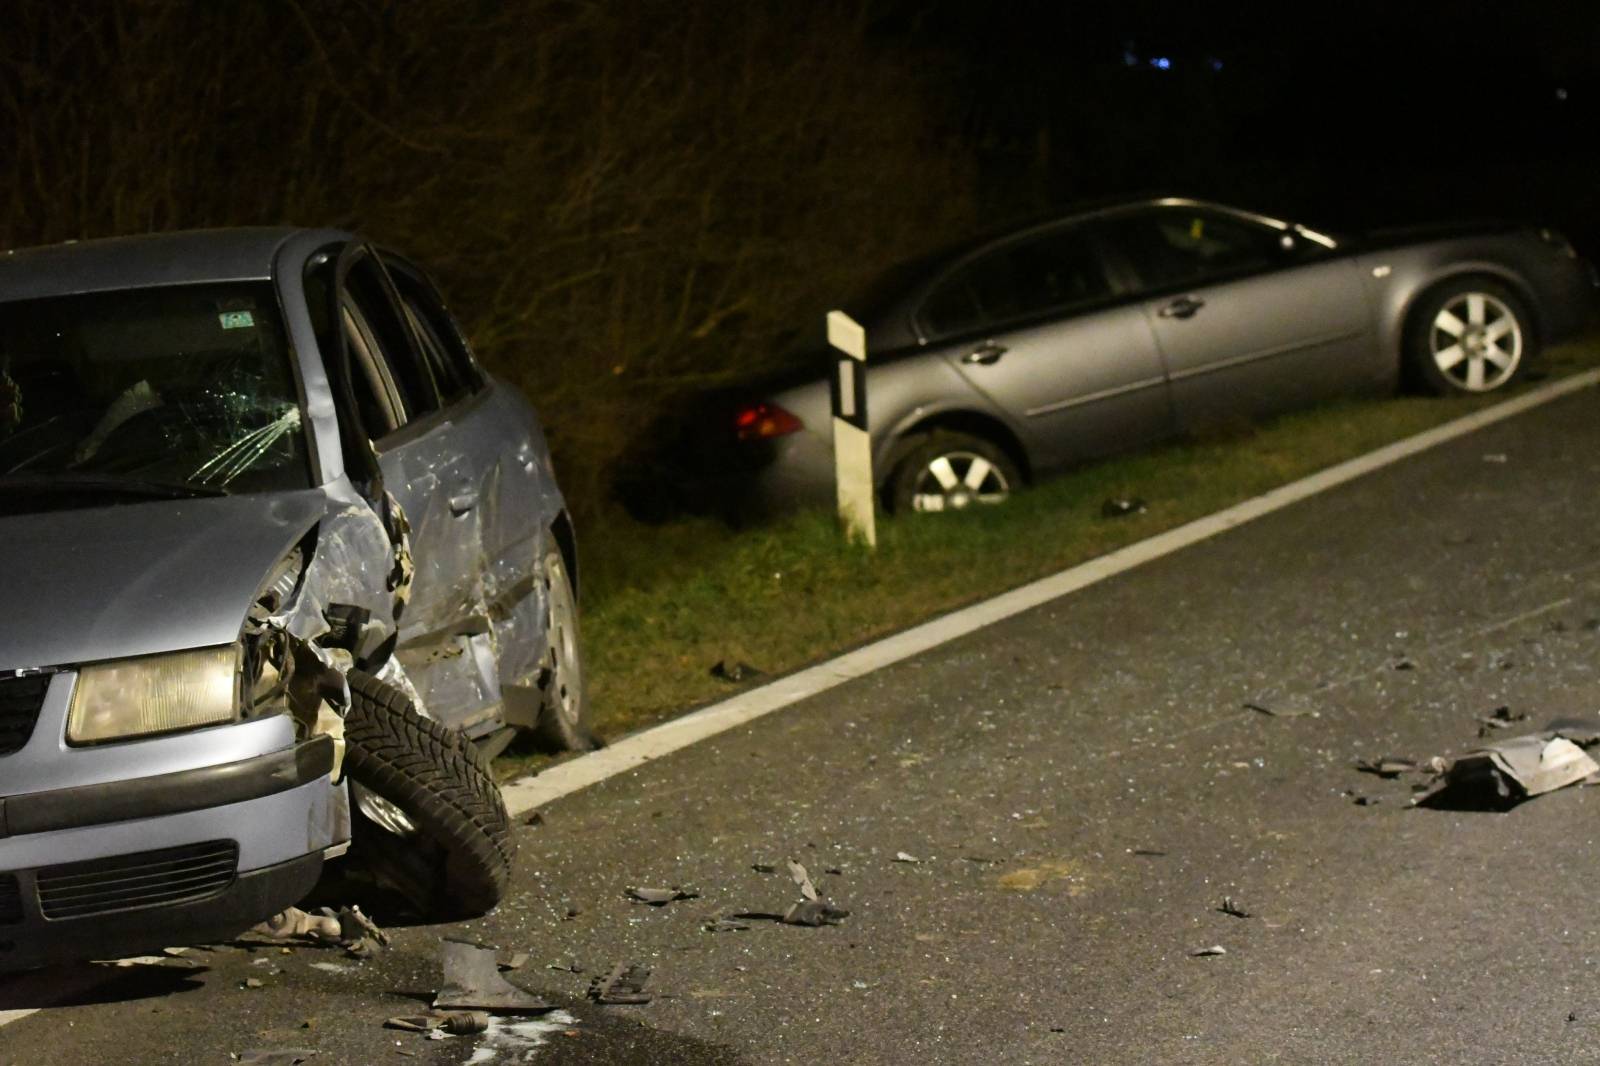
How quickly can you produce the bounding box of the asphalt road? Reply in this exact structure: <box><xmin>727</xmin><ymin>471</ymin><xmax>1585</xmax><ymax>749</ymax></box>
<box><xmin>6</xmin><ymin>387</ymin><xmax>1600</xmax><ymax>1065</ymax></box>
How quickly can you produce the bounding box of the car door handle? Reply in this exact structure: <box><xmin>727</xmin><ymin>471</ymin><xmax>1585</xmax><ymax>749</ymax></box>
<box><xmin>449</xmin><ymin>489</ymin><xmax>479</xmax><ymax>516</ymax></box>
<box><xmin>1159</xmin><ymin>295</ymin><xmax>1206</xmax><ymax>319</ymax></box>
<box><xmin>962</xmin><ymin>341</ymin><xmax>1008</xmax><ymax>366</ymax></box>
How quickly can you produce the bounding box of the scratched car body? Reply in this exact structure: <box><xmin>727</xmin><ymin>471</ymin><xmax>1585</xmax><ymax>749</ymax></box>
<box><xmin>0</xmin><ymin>229</ymin><xmax>586</xmax><ymax>969</ymax></box>
<box><xmin>711</xmin><ymin>198</ymin><xmax>1597</xmax><ymax>515</ymax></box>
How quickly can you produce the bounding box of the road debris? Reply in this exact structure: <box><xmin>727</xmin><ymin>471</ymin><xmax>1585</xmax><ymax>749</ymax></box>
<box><xmin>254</xmin><ymin>907</ymin><xmax>341</xmax><ymax>943</ymax></box>
<box><xmin>788</xmin><ymin>860</ymin><xmax>820</xmax><ymax>901</ymax></box>
<box><xmin>782</xmin><ymin>900</ymin><xmax>851</xmax><ymax>926</ymax></box>
<box><xmin>1355</xmin><ymin>757</ymin><xmax>1420</xmax><ymax>779</ymax></box>
<box><xmin>1418</xmin><ymin>733</ymin><xmax>1600</xmax><ymax>809</ymax></box>
<box><xmin>1218</xmin><ymin>897</ymin><xmax>1251</xmax><ymax>919</ymax></box>
<box><xmin>1482</xmin><ymin>452</ymin><xmax>1508</xmax><ymax>463</ymax></box>
<box><xmin>709</xmin><ymin>659</ymin><xmax>763</xmax><ymax>683</ymax></box>
<box><xmin>626</xmin><ymin>886</ymin><xmax>700</xmax><ymax>906</ymax></box>
<box><xmin>1246</xmin><ymin>700</ymin><xmax>1316</xmax><ymax>719</ymax></box>
<box><xmin>590</xmin><ymin>962</ymin><xmax>653</xmax><ymax>1004</ymax></box>
<box><xmin>1392</xmin><ymin>658</ymin><xmax>1416</xmax><ymax>671</ymax></box>
<box><xmin>1190</xmin><ymin>945</ymin><xmax>1227</xmax><ymax>957</ymax></box>
<box><xmin>751</xmin><ymin>862</ymin><xmax>777</xmax><ymax>873</ymax></box>
<box><xmin>434</xmin><ymin>940</ymin><xmax>555</xmax><ymax>1013</ymax></box>
<box><xmin>1100</xmin><ymin>497</ymin><xmax>1147</xmax><ymax>518</ymax></box>
<box><xmin>498</xmin><ymin>950</ymin><xmax>531</xmax><ymax>971</ymax></box>
<box><xmin>893</xmin><ymin>851</ymin><xmax>921</xmax><ymax>864</ymax></box>
<box><xmin>523</xmin><ymin>810</ymin><xmax>545</xmax><ymax>827</ymax></box>
<box><xmin>1476</xmin><ymin>705</ymin><xmax>1528</xmax><ymax>737</ymax></box>
<box><xmin>704</xmin><ymin>918</ymin><xmax>752</xmax><ymax>933</ymax></box>
<box><xmin>386</xmin><ymin>1011</ymin><xmax>490</xmax><ymax>1035</ymax></box>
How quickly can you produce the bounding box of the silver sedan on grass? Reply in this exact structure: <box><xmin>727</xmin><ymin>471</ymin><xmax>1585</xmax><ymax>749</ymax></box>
<box><xmin>725</xmin><ymin>198</ymin><xmax>1597</xmax><ymax>514</ymax></box>
<box><xmin>0</xmin><ymin>229</ymin><xmax>588</xmax><ymax>968</ymax></box>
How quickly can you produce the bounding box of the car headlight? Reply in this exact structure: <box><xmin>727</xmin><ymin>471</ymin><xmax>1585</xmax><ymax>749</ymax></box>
<box><xmin>67</xmin><ymin>644</ymin><xmax>241</xmax><ymax>744</ymax></box>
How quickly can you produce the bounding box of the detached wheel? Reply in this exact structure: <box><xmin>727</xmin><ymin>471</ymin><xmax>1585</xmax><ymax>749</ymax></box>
<box><xmin>888</xmin><ymin>431</ymin><xmax>1020</xmax><ymax>514</ymax></box>
<box><xmin>1405</xmin><ymin>280</ymin><xmax>1535</xmax><ymax>395</ymax></box>
<box><xmin>531</xmin><ymin>544</ymin><xmax>595</xmax><ymax>752</ymax></box>
<box><xmin>343</xmin><ymin>670</ymin><xmax>514</xmax><ymax>918</ymax></box>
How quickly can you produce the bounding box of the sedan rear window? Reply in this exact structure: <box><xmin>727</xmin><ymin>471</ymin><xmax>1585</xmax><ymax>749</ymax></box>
<box><xmin>0</xmin><ymin>283</ymin><xmax>310</xmax><ymax>509</ymax></box>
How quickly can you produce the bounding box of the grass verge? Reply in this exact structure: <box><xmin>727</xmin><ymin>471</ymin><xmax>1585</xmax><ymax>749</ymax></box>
<box><xmin>497</xmin><ymin>337</ymin><xmax>1600</xmax><ymax>781</ymax></box>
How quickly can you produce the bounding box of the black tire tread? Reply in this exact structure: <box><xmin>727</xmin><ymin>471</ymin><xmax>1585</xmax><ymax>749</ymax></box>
<box><xmin>343</xmin><ymin>669</ymin><xmax>514</xmax><ymax>917</ymax></box>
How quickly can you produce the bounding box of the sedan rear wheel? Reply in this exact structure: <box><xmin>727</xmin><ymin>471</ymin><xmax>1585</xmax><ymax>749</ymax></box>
<box><xmin>531</xmin><ymin>544</ymin><xmax>595</xmax><ymax>751</ymax></box>
<box><xmin>1406</xmin><ymin>281</ymin><xmax>1534</xmax><ymax>395</ymax></box>
<box><xmin>889</xmin><ymin>431</ymin><xmax>1020</xmax><ymax>515</ymax></box>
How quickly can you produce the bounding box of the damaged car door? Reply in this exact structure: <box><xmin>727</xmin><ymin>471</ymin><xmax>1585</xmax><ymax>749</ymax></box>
<box><xmin>324</xmin><ymin>249</ymin><xmax>506</xmax><ymax>735</ymax></box>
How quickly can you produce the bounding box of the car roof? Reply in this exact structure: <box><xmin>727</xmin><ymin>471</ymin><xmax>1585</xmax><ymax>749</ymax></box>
<box><xmin>0</xmin><ymin>226</ymin><xmax>354</xmax><ymax>302</ymax></box>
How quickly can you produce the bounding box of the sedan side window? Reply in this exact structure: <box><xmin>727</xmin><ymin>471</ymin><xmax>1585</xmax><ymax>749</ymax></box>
<box><xmin>1109</xmin><ymin>209</ymin><xmax>1285</xmax><ymax>290</ymax></box>
<box><xmin>385</xmin><ymin>262</ymin><xmax>484</xmax><ymax>405</ymax></box>
<box><xmin>340</xmin><ymin>257</ymin><xmax>443</xmax><ymax>435</ymax></box>
<box><xmin>920</xmin><ymin>226</ymin><xmax>1112</xmax><ymax>340</ymax></box>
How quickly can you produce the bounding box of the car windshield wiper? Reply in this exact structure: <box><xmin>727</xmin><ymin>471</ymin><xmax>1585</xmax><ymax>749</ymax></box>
<box><xmin>0</xmin><ymin>473</ymin><xmax>229</xmax><ymax>499</ymax></box>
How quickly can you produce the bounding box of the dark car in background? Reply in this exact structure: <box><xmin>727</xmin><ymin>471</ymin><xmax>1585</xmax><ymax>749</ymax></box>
<box><xmin>0</xmin><ymin>229</ymin><xmax>588</xmax><ymax>969</ymax></box>
<box><xmin>690</xmin><ymin>197</ymin><xmax>1596</xmax><ymax>516</ymax></box>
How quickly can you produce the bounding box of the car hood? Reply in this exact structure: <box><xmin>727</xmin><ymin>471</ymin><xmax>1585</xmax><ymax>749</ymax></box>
<box><xmin>0</xmin><ymin>490</ymin><xmax>328</xmax><ymax>671</ymax></box>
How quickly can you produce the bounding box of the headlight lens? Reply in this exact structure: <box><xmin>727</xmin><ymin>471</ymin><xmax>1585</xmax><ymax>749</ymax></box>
<box><xmin>67</xmin><ymin>645</ymin><xmax>240</xmax><ymax>744</ymax></box>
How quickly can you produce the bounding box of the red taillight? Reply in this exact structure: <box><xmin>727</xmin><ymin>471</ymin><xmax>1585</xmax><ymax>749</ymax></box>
<box><xmin>734</xmin><ymin>402</ymin><xmax>803</xmax><ymax>441</ymax></box>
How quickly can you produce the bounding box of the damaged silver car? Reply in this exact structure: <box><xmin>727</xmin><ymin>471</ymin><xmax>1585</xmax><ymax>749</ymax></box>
<box><xmin>0</xmin><ymin>229</ymin><xmax>588</xmax><ymax>969</ymax></box>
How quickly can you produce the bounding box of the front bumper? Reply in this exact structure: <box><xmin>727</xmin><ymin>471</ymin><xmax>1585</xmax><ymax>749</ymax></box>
<box><xmin>0</xmin><ymin>736</ymin><xmax>338</xmax><ymax>971</ymax></box>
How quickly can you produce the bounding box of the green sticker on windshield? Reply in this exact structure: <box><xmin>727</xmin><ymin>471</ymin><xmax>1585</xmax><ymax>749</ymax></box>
<box><xmin>218</xmin><ymin>310</ymin><xmax>255</xmax><ymax>330</ymax></box>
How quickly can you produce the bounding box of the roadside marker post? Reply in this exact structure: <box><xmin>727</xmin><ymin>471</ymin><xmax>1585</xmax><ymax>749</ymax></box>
<box><xmin>828</xmin><ymin>309</ymin><xmax>876</xmax><ymax>547</ymax></box>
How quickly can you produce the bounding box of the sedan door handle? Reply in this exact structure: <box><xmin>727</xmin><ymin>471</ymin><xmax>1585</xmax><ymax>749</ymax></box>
<box><xmin>1158</xmin><ymin>295</ymin><xmax>1206</xmax><ymax>319</ymax></box>
<box><xmin>962</xmin><ymin>341</ymin><xmax>1008</xmax><ymax>366</ymax></box>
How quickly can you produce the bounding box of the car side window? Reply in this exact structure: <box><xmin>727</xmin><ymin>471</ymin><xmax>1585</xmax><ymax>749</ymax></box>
<box><xmin>385</xmin><ymin>262</ymin><xmax>483</xmax><ymax>405</ymax></box>
<box><xmin>920</xmin><ymin>226</ymin><xmax>1112</xmax><ymax>339</ymax></box>
<box><xmin>1108</xmin><ymin>209</ymin><xmax>1285</xmax><ymax>290</ymax></box>
<box><xmin>340</xmin><ymin>256</ymin><xmax>442</xmax><ymax>435</ymax></box>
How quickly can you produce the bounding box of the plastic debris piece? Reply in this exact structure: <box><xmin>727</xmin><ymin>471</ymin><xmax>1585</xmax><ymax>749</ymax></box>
<box><xmin>1392</xmin><ymin>659</ymin><xmax>1416</xmax><ymax>671</ymax></box>
<box><xmin>1352</xmin><ymin>795</ymin><xmax>1381</xmax><ymax>806</ymax></box>
<box><xmin>751</xmin><ymin>863</ymin><xmax>776</xmax><ymax>874</ymax></box>
<box><xmin>788</xmin><ymin>860</ymin><xmax>819</xmax><ymax>902</ymax></box>
<box><xmin>709</xmin><ymin>660</ymin><xmax>764</xmax><ymax>683</ymax></box>
<box><xmin>1355</xmin><ymin>757</ymin><xmax>1419</xmax><ymax>778</ymax></box>
<box><xmin>242</xmin><ymin>977</ymin><xmax>265</xmax><ymax>989</ymax></box>
<box><xmin>524</xmin><ymin>810</ymin><xmax>545</xmax><ymax>827</ymax></box>
<box><xmin>626</xmin><ymin>886</ymin><xmax>699</xmax><ymax>906</ymax></box>
<box><xmin>781</xmin><ymin>900</ymin><xmax>851</xmax><ymax>927</ymax></box>
<box><xmin>1476</xmin><ymin>705</ymin><xmax>1528</xmax><ymax>736</ymax></box>
<box><xmin>385</xmin><ymin>1011</ymin><xmax>489</xmax><ymax>1035</ymax></box>
<box><xmin>238</xmin><ymin>1051</ymin><xmax>317</xmax><ymax>1065</ymax></box>
<box><xmin>893</xmin><ymin>852</ymin><xmax>920</xmax><ymax>864</ymax></box>
<box><xmin>1218</xmin><ymin>898</ymin><xmax>1251</xmax><ymax>919</ymax></box>
<box><xmin>704</xmin><ymin>919</ymin><xmax>751</xmax><ymax>933</ymax></box>
<box><xmin>1245</xmin><ymin>700</ymin><xmax>1316</xmax><ymax>719</ymax></box>
<box><xmin>333</xmin><ymin>904</ymin><xmax>389</xmax><ymax>947</ymax></box>
<box><xmin>1191</xmin><ymin>945</ymin><xmax>1227</xmax><ymax>957</ymax></box>
<box><xmin>255</xmin><ymin>906</ymin><xmax>340</xmax><ymax>942</ymax></box>
<box><xmin>434</xmin><ymin>940</ymin><xmax>555</xmax><ymax>1013</ymax></box>
<box><xmin>1100</xmin><ymin>497</ymin><xmax>1147</xmax><ymax>519</ymax></box>
<box><xmin>591</xmin><ymin>962</ymin><xmax>652</xmax><ymax>1005</ymax></box>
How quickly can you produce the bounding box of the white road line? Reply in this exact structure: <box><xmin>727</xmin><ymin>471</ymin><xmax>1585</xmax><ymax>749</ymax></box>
<box><xmin>501</xmin><ymin>368</ymin><xmax>1600</xmax><ymax>816</ymax></box>
<box><xmin>0</xmin><ymin>1006</ymin><xmax>39</xmax><ymax>1028</ymax></box>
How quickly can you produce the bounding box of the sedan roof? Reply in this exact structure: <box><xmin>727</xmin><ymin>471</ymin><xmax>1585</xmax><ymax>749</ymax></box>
<box><xmin>0</xmin><ymin>227</ymin><xmax>353</xmax><ymax>302</ymax></box>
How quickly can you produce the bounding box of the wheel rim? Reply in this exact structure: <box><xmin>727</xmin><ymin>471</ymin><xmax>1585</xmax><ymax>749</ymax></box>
<box><xmin>353</xmin><ymin>782</ymin><xmax>417</xmax><ymax>837</ymax></box>
<box><xmin>543</xmin><ymin>552</ymin><xmax>583</xmax><ymax>728</ymax></box>
<box><xmin>910</xmin><ymin>451</ymin><xmax>1011</xmax><ymax>513</ymax></box>
<box><xmin>1430</xmin><ymin>292</ymin><xmax>1522</xmax><ymax>392</ymax></box>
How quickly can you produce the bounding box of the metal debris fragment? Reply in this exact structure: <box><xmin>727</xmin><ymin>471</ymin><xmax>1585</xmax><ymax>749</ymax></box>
<box><xmin>1355</xmin><ymin>757</ymin><xmax>1419</xmax><ymax>778</ymax></box>
<box><xmin>1476</xmin><ymin>705</ymin><xmax>1528</xmax><ymax>736</ymax></box>
<box><xmin>1245</xmin><ymin>701</ymin><xmax>1316</xmax><ymax>719</ymax></box>
<box><xmin>626</xmin><ymin>886</ymin><xmax>700</xmax><ymax>906</ymax></box>
<box><xmin>590</xmin><ymin>962</ymin><xmax>653</xmax><ymax>1005</ymax></box>
<box><xmin>893</xmin><ymin>851</ymin><xmax>921</xmax><ymax>864</ymax></box>
<box><xmin>751</xmin><ymin>863</ymin><xmax>777</xmax><ymax>873</ymax></box>
<box><xmin>434</xmin><ymin>940</ymin><xmax>555</xmax><ymax>1013</ymax></box>
<box><xmin>1190</xmin><ymin>945</ymin><xmax>1227</xmax><ymax>957</ymax></box>
<box><xmin>703</xmin><ymin>919</ymin><xmax>751</xmax><ymax>933</ymax></box>
<box><xmin>1218</xmin><ymin>898</ymin><xmax>1251</xmax><ymax>919</ymax></box>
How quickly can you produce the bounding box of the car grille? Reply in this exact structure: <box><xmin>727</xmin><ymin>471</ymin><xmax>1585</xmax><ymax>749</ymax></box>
<box><xmin>0</xmin><ymin>875</ymin><xmax>21</xmax><ymax>925</ymax></box>
<box><xmin>0</xmin><ymin>673</ymin><xmax>50</xmax><ymax>756</ymax></box>
<box><xmin>35</xmin><ymin>841</ymin><xmax>238</xmax><ymax>920</ymax></box>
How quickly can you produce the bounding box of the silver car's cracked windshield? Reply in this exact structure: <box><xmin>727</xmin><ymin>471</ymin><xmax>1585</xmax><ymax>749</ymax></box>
<box><xmin>0</xmin><ymin>282</ymin><xmax>310</xmax><ymax>510</ymax></box>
